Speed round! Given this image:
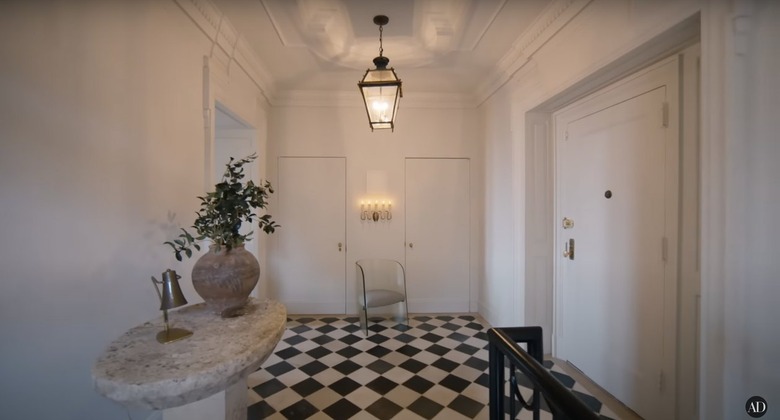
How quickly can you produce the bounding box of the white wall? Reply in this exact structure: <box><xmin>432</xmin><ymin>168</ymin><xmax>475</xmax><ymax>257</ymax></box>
<box><xmin>700</xmin><ymin>1</ymin><xmax>780</xmax><ymax>418</ymax></box>
<box><xmin>479</xmin><ymin>86</ymin><xmax>515</xmax><ymax>327</ymax></box>
<box><xmin>267</xmin><ymin>100</ymin><xmax>483</xmax><ymax>314</ymax></box>
<box><xmin>0</xmin><ymin>1</ymin><xmax>270</xmax><ymax>418</ymax></box>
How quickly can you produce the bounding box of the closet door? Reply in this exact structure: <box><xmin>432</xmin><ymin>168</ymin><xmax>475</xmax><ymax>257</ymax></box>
<box><xmin>405</xmin><ymin>158</ymin><xmax>470</xmax><ymax>312</ymax></box>
<box><xmin>271</xmin><ymin>157</ymin><xmax>346</xmax><ymax>313</ymax></box>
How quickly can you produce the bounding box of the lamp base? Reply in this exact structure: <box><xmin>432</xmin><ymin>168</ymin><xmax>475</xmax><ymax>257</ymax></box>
<box><xmin>156</xmin><ymin>327</ymin><xmax>193</xmax><ymax>344</ymax></box>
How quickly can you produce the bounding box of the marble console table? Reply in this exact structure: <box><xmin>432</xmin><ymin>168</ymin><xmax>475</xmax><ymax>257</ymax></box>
<box><xmin>93</xmin><ymin>298</ymin><xmax>286</xmax><ymax>420</ymax></box>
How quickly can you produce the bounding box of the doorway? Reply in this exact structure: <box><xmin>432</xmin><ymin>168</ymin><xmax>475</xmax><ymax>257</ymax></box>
<box><xmin>553</xmin><ymin>57</ymin><xmax>680</xmax><ymax>419</ymax></box>
<box><xmin>214</xmin><ymin>104</ymin><xmax>258</xmax><ymax>257</ymax></box>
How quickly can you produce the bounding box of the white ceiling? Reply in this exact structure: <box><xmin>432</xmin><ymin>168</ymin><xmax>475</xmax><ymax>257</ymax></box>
<box><xmin>210</xmin><ymin>0</ymin><xmax>553</xmax><ymax>100</ymax></box>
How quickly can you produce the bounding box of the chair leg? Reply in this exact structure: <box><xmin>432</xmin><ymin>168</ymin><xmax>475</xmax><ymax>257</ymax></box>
<box><xmin>390</xmin><ymin>301</ymin><xmax>409</xmax><ymax>327</ymax></box>
<box><xmin>360</xmin><ymin>305</ymin><xmax>368</xmax><ymax>336</ymax></box>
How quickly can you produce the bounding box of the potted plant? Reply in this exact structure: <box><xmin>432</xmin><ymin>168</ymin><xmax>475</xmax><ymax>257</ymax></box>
<box><xmin>165</xmin><ymin>153</ymin><xmax>279</xmax><ymax>313</ymax></box>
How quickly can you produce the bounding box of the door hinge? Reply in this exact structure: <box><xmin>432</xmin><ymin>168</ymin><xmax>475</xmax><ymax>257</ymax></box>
<box><xmin>662</xmin><ymin>237</ymin><xmax>668</xmax><ymax>262</ymax></box>
<box><xmin>203</xmin><ymin>108</ymin><xmax>211</xmax><ymax>128</ymax></box>
<box><xmin>565</xmin><ymin>130</ymin><xmax>569</xmax><ymax>140</ymax></box>
<box><xmin>662</xmin><ymin>102</ymin><xmax>669</xmax><ymax>128</ymax></box>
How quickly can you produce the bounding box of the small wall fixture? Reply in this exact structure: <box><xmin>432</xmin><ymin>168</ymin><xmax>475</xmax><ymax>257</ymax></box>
<box><xmin>361</xmin><ymin>200</ymin><xmax>392</xmax><ymax>222</ymax></box>
<box><xmin>358</xmin><ymin>15</ymin><xmax>402</xmax><ymax>132</ymax></box>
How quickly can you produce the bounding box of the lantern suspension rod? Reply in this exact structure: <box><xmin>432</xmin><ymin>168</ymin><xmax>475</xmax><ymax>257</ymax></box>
<box><xmin>378</xmin><ymin>23</ymin><xmax>384</xmax><ymax>57</ymax></box>
<box><xmin>374</xmin><ymin>15</ymin><xmax>389</xmax><ymax>58</ymax></box>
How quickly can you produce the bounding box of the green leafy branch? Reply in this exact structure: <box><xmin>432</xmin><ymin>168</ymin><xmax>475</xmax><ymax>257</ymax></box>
<box><xmin>164</xmin><ymin>153</ymin><xmax>279</xmax><ymax>261</ymax></box>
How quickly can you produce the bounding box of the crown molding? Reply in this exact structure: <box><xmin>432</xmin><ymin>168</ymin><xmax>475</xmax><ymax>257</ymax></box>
<box><xmin>174</xmin><ymin>0</ymin><xmax>276</xmax><ymax>104</ymax></box>
<box><xmin>474</xmin><ymin>0</ymin><xmax>592</xmax><ymax>105</ymax></box>
<box><xmin>274</xmin><ymin>90</ymin><xmax>476</xmax><ymax>109</ymax></box>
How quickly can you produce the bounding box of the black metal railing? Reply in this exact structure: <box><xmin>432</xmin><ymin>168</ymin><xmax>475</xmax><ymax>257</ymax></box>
<box><xmin>487</xmin><ymin>327</ymin><xmax>599</xmax><ymax>420</ymax></box>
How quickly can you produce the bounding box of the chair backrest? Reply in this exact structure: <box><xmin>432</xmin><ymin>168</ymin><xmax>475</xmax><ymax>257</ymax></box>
<box><xmin>355</xmin><ymin>259</ymin><xmax>406</xmax><ymax>295</ymax></box>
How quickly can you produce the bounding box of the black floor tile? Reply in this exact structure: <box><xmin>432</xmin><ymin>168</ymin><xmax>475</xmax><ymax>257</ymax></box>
<box><xmin>329</xmin><ymin>377</ymin><xmax>361</xmax><ymax>396</ymax></box>
<box><xmin>290</xmin><ymin>377</ymin><xmax>323</xmax><ymax>397</ymax></box>
<box><xmin>425</xmin><ymin>343</ymin><xmax>450</xmax><ymax>356</ymax></box>
<box><xmin>399</xmin><ymin>358</ymin><xmax>427</xmax><ymax>374</ymax></box>
<box><xmin>439</xmin><ymin>373</ymin><xmax>471</xmax><ymax>393</ymax></box>
<box><xmin>403</xmin><ymin>375</ymin><xmax>435</xmax><ymax>394</ymax></box>
<box><xmin>264</xmin><ymin>360</ymin><xmax>295</xmax><ymax>377</ymax></box>
<box><xmin>365</xmin><ymin>397</ymin><xmax>403</xmax><ymax>420</ymax></box>
<box><xmin>332</xmin><ymin>359</ymin><xmax>361</xmax><ymax>375</ymax></box>
<box><xmin>298</xmin><ymin>360</ymin><xmax>328</xmax><ymax>376</ymax></box>
<box><xmin>367</xmin><ymin>359</ymin><xmax>394</xmax><ymax>374</ymax></box>
<box><xmin>408</xmin><ymin>396</ymin><xmax>444</xmax><ymax>419</ymax></box>
<box><xmin>366</xmin><ymin>376</ymin><xmax>399</xmax><ymax>395</ymax></box>
<box><xmin>247</xmin><ymin>400</ymin><xmax>275</xmax><ymax>419</ymax></box>
<box><xmin>279</xmin><ymin>399</ymin><xmax>318</xmax><ymax>419</ymax></box>
<box><xmin>448</xmin><ymin>395</ymin><xmax>484</xmax><ymax>418</ymax></box>
<box><xmin>252</xmin><ymin>378</ymin><xmax>286</xmax><ymax>398</ymax></box>
<box><xmin>322</xmin><ymin>398</ymin><xmax>361</xmax><ymax>419</ymax></box>
<box><xmin>431</xmin><ymin>357</ymin><xmax>459</xmax><ymax>373</ymax></box>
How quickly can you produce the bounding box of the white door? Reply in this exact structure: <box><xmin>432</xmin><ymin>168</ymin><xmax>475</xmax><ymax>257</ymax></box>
<box><xmin>405</xmin><ymin>158</ymin><xmax>470</xmax><ymax>312</ymax></box>
<box><xmin>271</xmin><ymin>157</ymin><xmax>346</xmax><ymax>313</ymax></box>
<box><xmin>555</xmin><ymin>59</ymin><xmax>679</xmax><ymax>419</ymax></box>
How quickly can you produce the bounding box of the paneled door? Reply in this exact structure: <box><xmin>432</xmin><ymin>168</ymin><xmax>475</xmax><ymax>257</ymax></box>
<box><xmin>271</xmin><ymin>157</ymin><xmax>346</xmax><ymax>314</ymax></box>
<box><xmin>555</xmin><ymin>58</ymin><xmax>679</xmax><ymax>419</ymax></box>
<box><xmin>405</xmin><ymin>158</ymin><xmax>470</xmax><ymax>312</ymax></box>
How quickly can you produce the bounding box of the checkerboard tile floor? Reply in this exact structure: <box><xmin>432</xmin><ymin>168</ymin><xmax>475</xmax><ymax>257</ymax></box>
<box><xmin>247</xmin><ymin>315</ymin><xmax>619</xmax><ymax>419</ymax></box>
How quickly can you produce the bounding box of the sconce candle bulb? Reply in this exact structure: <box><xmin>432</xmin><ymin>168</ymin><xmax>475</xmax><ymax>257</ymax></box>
<box><xmin>360</xmin><ymin>197</ymin><xmax>393</xmax><ymax>222</ymax></box>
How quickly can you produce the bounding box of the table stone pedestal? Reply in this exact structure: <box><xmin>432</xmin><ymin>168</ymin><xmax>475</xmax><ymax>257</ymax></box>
<box><xmin>93</xmin><ymin>299</ymin><xmax>286</xmax><ymax>420</ymax></box>
<box><xmin>162</xmin><ymin>379</ymin><xmax>245</xmax><ymax>420</ymax></box>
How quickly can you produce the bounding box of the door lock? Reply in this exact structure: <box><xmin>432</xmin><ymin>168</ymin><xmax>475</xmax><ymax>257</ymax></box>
<box><xmin>563</xmin><ymin>238</ymin><xmax>575</xmax><ymax>260</ymax></box>
<box><xmin>338</xmin><ymin>242</ymin><xmax>343</xmax><ymax>252</ymax></box>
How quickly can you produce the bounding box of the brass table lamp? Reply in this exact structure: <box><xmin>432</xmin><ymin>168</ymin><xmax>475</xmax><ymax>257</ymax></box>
<box><xmin>151</xmin><ymin>269</ymin><xmax>193</xmax><ymax>344</ymax></box>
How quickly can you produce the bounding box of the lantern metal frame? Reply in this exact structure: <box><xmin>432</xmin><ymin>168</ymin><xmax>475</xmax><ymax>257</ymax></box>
<box><xmin>358</xmin><ymin>15</ymin><xmax>403</xmax><ymax>132</ymax></box>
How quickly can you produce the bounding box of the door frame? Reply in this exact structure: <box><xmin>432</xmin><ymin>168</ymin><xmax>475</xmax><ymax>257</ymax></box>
<box><xmin>552</xmin><ymin>56</ymin><xmax>680</xmax><ymax>418</ymax></box>
<box><xmin>523</xmin><ymin>44</ymin><xmax>700</xmax><ymax>418</ymax></box>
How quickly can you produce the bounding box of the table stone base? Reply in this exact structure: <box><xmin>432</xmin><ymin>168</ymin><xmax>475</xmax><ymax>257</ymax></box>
<box><xmin>162</xmin><ymin>378</ymin><xmax>246</xmax><ymax>420</ymax></box>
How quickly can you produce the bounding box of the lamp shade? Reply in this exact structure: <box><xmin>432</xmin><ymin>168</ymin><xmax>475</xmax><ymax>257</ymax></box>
<box><xmin>358</xmin><ymin>63</ymin><xmax>402</xmax><ymax>131</ymax></box>
<box><xmin>159</xmin><ymin>269</ymin><xmax>188</xmax><ymax>310</ymax></box>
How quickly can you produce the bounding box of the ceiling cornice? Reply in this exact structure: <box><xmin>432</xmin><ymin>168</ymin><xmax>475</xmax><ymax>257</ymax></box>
<box><xmin>175</xmin><ymin>0</ymin><xmax>277</xmax><ymax>104</ymax></box>
<box><xmin>474</xmin><ymin>0</ymin><xmax>593</xmax><ymax>106</ymax></box>
<box><xmin>273</xmin><ymin>90</ymin><xmax>476</xmax><ymax>109</ymax></box>
<box><xmin>176</xmin><ymin>0</ymin><xmax>591</xmax><ymax>109</ymax></box>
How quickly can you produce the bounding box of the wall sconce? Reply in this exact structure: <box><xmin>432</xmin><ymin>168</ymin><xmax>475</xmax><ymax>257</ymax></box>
<box><xmin>360</xmin><ymin>200</ymin><xmax>392</xmax><ymax>222</ymax></box>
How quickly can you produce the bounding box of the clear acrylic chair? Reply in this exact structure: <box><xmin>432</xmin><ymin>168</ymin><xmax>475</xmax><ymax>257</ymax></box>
<box><xmin>356</xmin><ymin>259</ymin><xmax>408</xmax><ymax>335</ymax></box>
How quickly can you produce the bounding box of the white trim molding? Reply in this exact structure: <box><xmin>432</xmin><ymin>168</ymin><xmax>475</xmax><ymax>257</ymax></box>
<box><xmin>273</xmin><ymin>90</ymin><xmax>476</xmax><ymax>109</ymax></box>
<box><xmin>175</xmin><ymin>0</ymin><xmax>276</xmax><ymax>104</ymax></box>
<box><xmin>475</xmin><ymin>0</ymin><xmax>592</xmax><ymax>105</ymax></box>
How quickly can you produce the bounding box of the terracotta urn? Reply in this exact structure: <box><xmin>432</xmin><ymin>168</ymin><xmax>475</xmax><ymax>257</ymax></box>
<box><xmin>191</xmin><ymin>244</ymin><xmax>259</xmax><ymax>313</ymax></box>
